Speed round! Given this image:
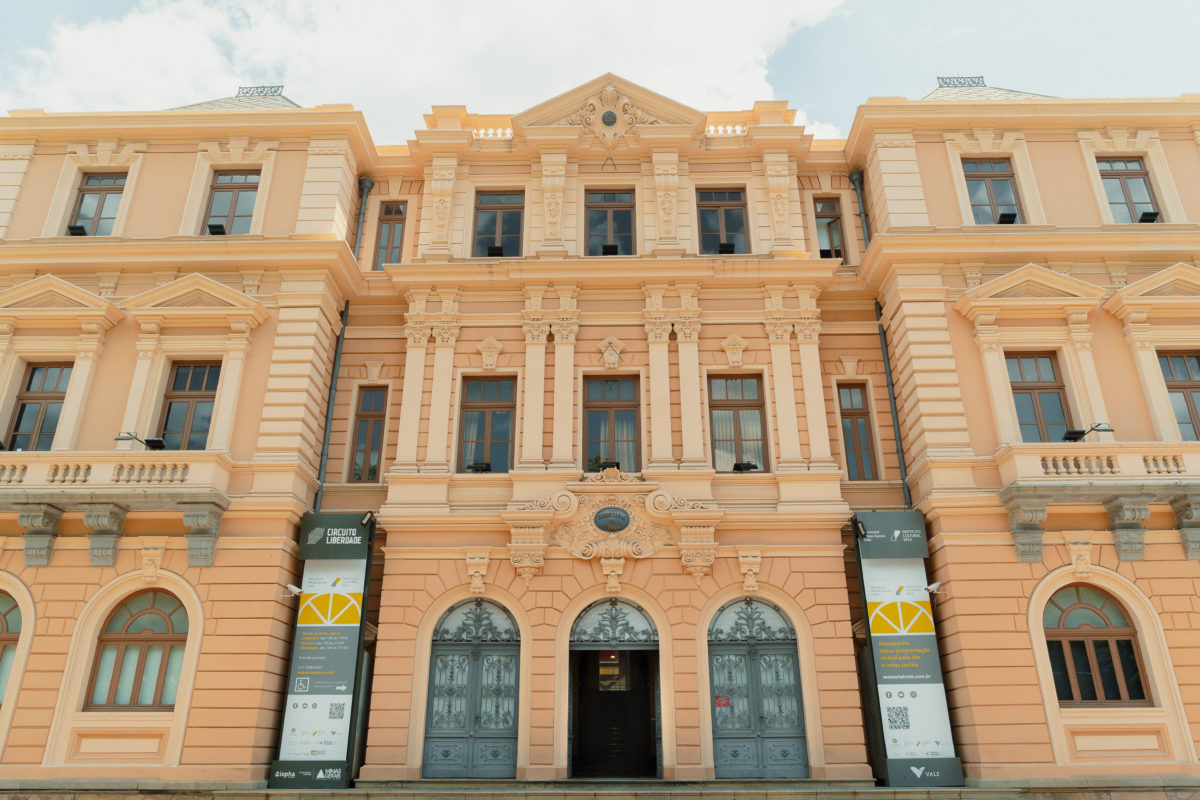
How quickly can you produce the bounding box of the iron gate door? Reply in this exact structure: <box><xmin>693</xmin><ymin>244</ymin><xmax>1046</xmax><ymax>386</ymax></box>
<box><xmin>423</xmin><ymin>600</ymin><xmax>519</xmax><ymax>778</ymax></box>
<box><xmin>708</xmin><ymin>598</ymin><xmax>807</xmax><ymax>779</ymax></box>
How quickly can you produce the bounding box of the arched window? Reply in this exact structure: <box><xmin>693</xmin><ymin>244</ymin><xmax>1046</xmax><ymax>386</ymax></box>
<box><xmin>1043</xmin><ymin>585</ymin><xmax>1148</xmax><ymax>706</ymax></box>
<box><xmin>0</xmin><ymin>593</ymin><xmax>20</xmax><ymax>704</ymax></box>
<box><xmin>86</xmin><ymin>590</ymin><xmax>188</xmax><ymax>710</ymax></box>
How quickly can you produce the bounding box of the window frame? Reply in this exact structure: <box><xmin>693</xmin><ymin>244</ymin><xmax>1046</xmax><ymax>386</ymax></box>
<box><xmin>84</xmin><ymin>589</ymin><xmax>188</xmax><ymax>712</ymax></box>
<box><xmin>585</xmin><ymin>190</ymin><xmax>636</xmax><ymax>256</ymax></box>
<box><xmin>708</xmin><ymin>375</ymin><xmax>768</xmax><ymax>473</ymax></box>
<box><xmin>836</xmin><ymin>382</ymin><xmax>878</xmax><ymax>481</ymax></box>
<box><xmin>1157</xmin><ymin>353</ymin><xmax>1200</xmax><ymax>441</ymax></box>
<box><xmin>813</xmin><ymin>196</ymin><xmax>845</xmax><ymax>258</ymax></box>
<box><xmin>583</xmin><ymin>376</ymin><xmax>640</xmax><ymax>472</ymax></box>
<box><xmin>696</xmin><ymin>188</ymin><xmax>748</xmax><ymax>255</ymax></box>
<box><xmin>473</xmin><ymin>192</ymin><xmax>524</xmax><ymax>257</ymax></box>
<box><xmin>961</xmin><ymin>158</ymin><xmax>1024</xmax><ymax>225</ymax></box>
<box><xmin>69</xmin><ymin>173</ymin><xmax>127</xmax><ymax>236</ymax></box>
<box><xmin>6</xmin><ymin>362</ymin><xmax>72</xmax><ymax>452</ymax></box>
<box><xmin>373</xmin><ymin>202</ymin><xmax>406</xmax><ymax>269</ymax></box>
<box><xmin>457</xmin><ymin>377</ymin><xmax>516</xmax><ymax>474</ymax></box>
<box><xmin>1006</xmin><ymin>352</ymin><xmax>1074</xmax><ymax>443</ymax></box>
<box><xmin>157</xmin><ymin>362</ymin><xmax>221</xmax><ymax>451</ymax></box>
<box><xmin>1043</xmin><ymin>585</ymin><xmax>1151</xmax><ymax>707</ymax></box>
<box><xmin>202</xmin><ymin>170</ymin><xmax>261</xmax><ymax>236</ymax></box>
<box><xmin>1095</xmin><ymin>157</ymin><xmax>1159</xmax><ymax>224</ymax></box>
<box><xmin>348</xmin><ymin>385</ymin><xmax>388</xmax><ymax>482</ymax></box>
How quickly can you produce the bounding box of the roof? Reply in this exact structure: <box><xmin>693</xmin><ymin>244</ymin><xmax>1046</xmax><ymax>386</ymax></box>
<box><xmin>172</xmin><ymin>85</ymin><xmax>302</xmax><ymax>111</ymax></box>
<box><xmin>922</xmin><ymin>76</ymin><xmax>1053</xmax><ymax>101</ymax></box>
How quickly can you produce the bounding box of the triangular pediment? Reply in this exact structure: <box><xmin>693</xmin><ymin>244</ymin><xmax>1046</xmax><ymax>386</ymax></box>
<box><xmin>513</xmin><ymin>73</ymin><xmax>706</xmax><ymax>143</ymax></box>
<box><xmin>124</xmin><ymin>273</ymin><xmax>267</xmax><ymax>328</ymax></box>
<box><xmin>955</xmin><ymin>263</ymin><xmax>1106</xmax><ymax>322</ymax></box>
<box><xmin>1103</xmin><ymin>263</ymin><xmax>1200</xmax><ymax>320</ymax></box>
<box><xmin>0</xmin><ymin>275</ymin><xmax>123</xmax><ymax>330</ymax></box>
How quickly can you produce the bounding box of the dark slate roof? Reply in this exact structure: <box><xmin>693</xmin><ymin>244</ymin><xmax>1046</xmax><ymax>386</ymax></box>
<box><xmin>172</xmin><ymin>86</ymin><xmax>301</xmax><ymax>111</ymax></box>
<box><xmin>922</xmin><ymin>76</ymin><xmax>1053</xmax><ymax>101</ymax></box>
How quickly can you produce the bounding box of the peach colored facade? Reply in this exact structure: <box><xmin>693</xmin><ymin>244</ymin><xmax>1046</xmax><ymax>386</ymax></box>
<box><xmin>0</xmin><ymin>75</ymin><xmax>1196</xmax><ymax>794</ymax></box>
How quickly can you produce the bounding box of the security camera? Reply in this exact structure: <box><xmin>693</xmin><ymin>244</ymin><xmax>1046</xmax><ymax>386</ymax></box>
<box><xmin>924</xmin><ymin>582</ymin><xmax>942</xmax><ymax>594</ymax></box>
<box><xmin>284</xmin><ymin>584</ymin><xmax>302</xmax><ymax>597</ymax></box>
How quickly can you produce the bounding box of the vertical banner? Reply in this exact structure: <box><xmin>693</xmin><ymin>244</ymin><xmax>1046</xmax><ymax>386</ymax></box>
<box><xmin>270</xmin><ymin>512</ymin><xmax>374</xmax><ymax>789</ymax></box>
<box><xmin>854</xmin><ymin>511</ymin><xmax>963</xmax><ymax>787</ymax></box>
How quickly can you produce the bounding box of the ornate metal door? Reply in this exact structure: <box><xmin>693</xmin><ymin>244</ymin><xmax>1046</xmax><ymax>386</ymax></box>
<box><xmin>708</xmin><ymin>598</ymin><xmax>808</xmax><ymax>778</ymax></box>
<box><xmin>423</xmin><ymin>599</ymin><xmax>519</xmax><ymax>778</ymax></box>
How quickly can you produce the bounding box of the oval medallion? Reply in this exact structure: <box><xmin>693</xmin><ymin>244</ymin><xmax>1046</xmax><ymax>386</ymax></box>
<box><xmin>594</xmin><ymin>506</ymin><xmax>630</xmax><ymax>533</ymax></box>
<box><xmin>601</xmin><ymin>110</ymin><xmax>618</xmax><ymax>127</ymax></box>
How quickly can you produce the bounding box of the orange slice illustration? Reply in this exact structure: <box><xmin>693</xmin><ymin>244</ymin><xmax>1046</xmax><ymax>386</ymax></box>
<box><xmin>298</xmin><ymin>592</ymin><xmax>363</xmax><ymax>625</ymax></box>
<box><xmin>867</xmin><ymin>600</ymin><xmax>935</xmax><ymax>635</ymax></box>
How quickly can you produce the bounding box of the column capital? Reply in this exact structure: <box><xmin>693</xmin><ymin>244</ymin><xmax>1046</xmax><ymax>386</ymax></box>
<box><xmin>644</xmin><ymin>316</ymin><xmax>673</xmax><ymax>343</ymax></box>
<box><xmin>764</xmin><ymin>317</ymin><xmax>794</xmax><ymax>344</ymax></box>
<box><xmin>674</xmin><ymin>317</ymin><xmax>701</xmax><ymax>342</ymax></box>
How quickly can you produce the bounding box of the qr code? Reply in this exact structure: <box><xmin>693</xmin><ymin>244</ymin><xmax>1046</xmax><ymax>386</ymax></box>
<box><xmin>329</xmin><ymin>703</ymin><xmax>346</xmax><ymax>720</ymax></box>
<box><xmin>886</xmin><ymin>706</ymin><xmax>910</xmax><ymax>730</ymax></box>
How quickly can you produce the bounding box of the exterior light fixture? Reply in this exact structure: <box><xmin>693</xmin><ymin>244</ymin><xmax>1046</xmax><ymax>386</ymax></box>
<box><xmin>114</xmin><ymin>432</ymin><xmax>168</xmax><ymax>450</ymax></box>
<box><xmin>487</xmin><ymin>245</ymin><xmax>504</xmax><ymax>257</ymax></box>
<box><xmin>465</xmin><ymin>461</ymin><xmax>492</xmax><ymax>473</ymax></box>
<box><xmin>997</xmin><ymin>212</ymin><xmax>1017</xmax><ymax>224</ymax></box>
<box><xmin>718</xmin><ymin>242</ymin><xmax>736</xmax><ymax>254</ymax></box>
<box><xmin>1138</xmin><ymin>211</ymin><xmax>1160</xmax><ymax>223</ymax></box>
<box><xmin>67</xmin><ymin>225</ymin><xmax>88</xmax><ymax>236</ymax></box>
<box><xmin>601</xmin><ymin>244</ymin><xmax>619</xmax><ymax>256</ymax></box>
<box><xmin>732</xmin><ymin>461</ymin><xmax>758</xmax><ymax>472</ymax></box>
<box><xmin>1061</xmin><ymin>422</ymin><xmax>1114</xmax><ymax>442</ymax></box>
<box><xmin>207</xmin><ymin>223</ymin><xmax>227</xmax><ymax>236</ymax></box>
<box><xmin>598</xmin><ymin>461</ymin><xmax>620</xmax><ymax>470</ymax></box>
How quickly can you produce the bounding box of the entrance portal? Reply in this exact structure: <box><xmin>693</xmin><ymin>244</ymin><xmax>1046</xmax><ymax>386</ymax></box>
<box><xmin>568</xmin><ymin>598</ymin><xmax>660</xmax><ymax>778</ymax></box>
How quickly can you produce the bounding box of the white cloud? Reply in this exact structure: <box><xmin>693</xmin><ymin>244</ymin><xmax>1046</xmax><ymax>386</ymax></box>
<box><xmin>0</xmin><ymin>0</ymin><xmax>846</xmax><ymax>143</ymax></box>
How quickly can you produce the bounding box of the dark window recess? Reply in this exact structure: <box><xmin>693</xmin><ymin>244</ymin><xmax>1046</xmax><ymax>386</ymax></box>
<box><xmin>814</xmin><ymin>198</ymin><xmax>844</xmax><ymax>258</ymax></box>
<box><xmin>838</xmin><ymin>383</ymin><xmax>877</xmax><ymax>480</ymax></box>
<box><xmin>963</xmin><ymin>159</ymin><xmax>1022</xmax><ymax>224</ymax></box>
<box><xmin>709</xmin><ymin>376</ymin><xmax>766</xmax><ymax>472</ymax></box>
<box><xmin>70</xmin><ymin>174</ymin><xmax>126</xmax><ymax>236</ymax></box>
<box><xmin>7</xmin><ymin>363</ymin><xmax>72</xmax><ymax>452</ymax></box>
<box><xmin>349</xmin><ymin>386</ymin><xmax>387</xmax><ymax>481</ymax></box>
<box><xmin>203</xmin><ymin>172</ymin><xmax>259</xmax><ymax>235</ymax></box>
<box><xmin>1006</xmin><ymin>353</ymin><xmax>1071</xmax><ymax>443</ymax></box>
<box><xmin>1044</xmin><ymin>585</ymin><xmax>1149</xmax><ymax>706</ymax></box>
<box><xmin>474</xmin><ymin>193</ymin><xmax>523</xmax><ymax>257</ymax></box>
<box><xmin>459</xmin><ymin>378</ymin><xmax>515</xmax><ymax>473</ymax></box>
<box><xmin>586</xmin><ymin>191</ymin><xmax>635</xmax><ymax>255</ymax></box>
<box><xmin>374</xmin><ymin>202</ymin><xmax>406</xmax><ymax>269</ymax></box>
<box><xmin>584</xmin><ymin>378</ymin><xmax>639</xmax><ymax>472</ymax></box>
<box><xmin>697</xmin><ymin>190</ymin><xmax>746</xmax><ymax>255</ymax></box>
<box><xmin>159</xmin><ymin>363</ymin><xmax>220</xmax><ymax>450</ymax></box>
<box><xmin>1097</xmin><ymin>158</ymin><xmax>1159</xmax><ymax>224</ymax></box>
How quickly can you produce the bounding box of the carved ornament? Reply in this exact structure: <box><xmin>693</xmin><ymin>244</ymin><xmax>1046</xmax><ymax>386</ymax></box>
<box><xmin>558</xmin><ymin>83</ymin><xmax>661</xmax><ymax>149</ymax></box>
<box><xmin>722</xmin><ymin>334</ymin><xmax>747</xmax><ymax>367</ymax></box>
<box><xmin>477</xmin><ymin>337</ymin><xmax>503</xmax><ymax>370</ymax></box>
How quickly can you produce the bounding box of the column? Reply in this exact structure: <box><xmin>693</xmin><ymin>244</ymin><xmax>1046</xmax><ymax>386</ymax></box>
<box><xmin>766</xmin><ymin>318</ymin><xmax>804</xmax><ymax>469</ymax></box>
<box><xmin>54</xmin><ymin>322</ymin><xmax>105</xmax><ymax>450</ymax></box>
<box><xmin>206</xmin><ymin>322</ymin><xmax>250</xmax><ymax>452</ymax></box>
<box><xmin>1125</xmin><ymin>317</ymin><xmax>1178</xmax><ymax>441</ymax></box>
<box><xmin>549</xmin><ymin>317</ymin><xmax>578</xmax><ymax>468</ymax></box>
<box><xmin>518</xmin><ymin>317</ymin><xmax>549</xmax><ymax>469</ymax></box>
<box><xmin>645</xmin><ymin>315</ymin><xmax>674</xmax><ymax>470</ymax></box>
<box><xmin>675</xmin><ymin>316</ymin><xmax>706</xmax><ymax>468</ymax></box>
<box><xmin>422</xmin><ymin>321</ymin><xmax>459</xmax><ymax>471</ymax></box>
<box><xmin>795</xmin><ymin>313</ymin><xmax>832</xmax><ymax>463</ymax></box>
<box><xmin>116</xmin><ymin>322</ymin><xmax>162</xmax><ymax>451</ymax></box>
<box><xmin>392</xmin><ymin>321</ymin><xmax>430</xmax><ymax>471</ymax></box>
<box><xmin>1065</xmin><ymin>312</ymin><xmax>1114</xmax><ymax>442</ymax></box>
<box><xmin>975</xmin><ymin>318</ymin><xmax>1021</xmax><ymax>445</ymax></box>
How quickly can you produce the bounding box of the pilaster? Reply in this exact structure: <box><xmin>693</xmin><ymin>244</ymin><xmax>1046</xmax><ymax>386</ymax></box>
<box><xmin>674</xmin><ymin>284</ymin><xmax>706</xmax><ymax>469</ymax></box>
<box><xmin>550</xmin><ymin>286</ymin><xmax>579</xmax><ymax>469</ymax></box>
<box><xmin>518</xmin><ymin>286</ymin><xmax>550</xmax><ymax>470</ymax></box>
<box><xmin>54</xmin><ymin>322</ymin><xmax>105</xmax><ymax>450</ymax></box>
<box><xmin>422</xmin><ymin>289</ymin><xmax>461</xmax><ymax>471</ymax></box>
<box><xmin>643</xmin><ymin>284</ymin><xmax>674</xmax><ymax>470</ymax></box>
<box><xmin>394</xmin><ymin>290</ymin><xmax>431</xmax><ymax>471</ymax></box>
<box><xmin>651</xmin><ymin>150</ymin><xmax>682</xmax><ymax>255</ymax></box>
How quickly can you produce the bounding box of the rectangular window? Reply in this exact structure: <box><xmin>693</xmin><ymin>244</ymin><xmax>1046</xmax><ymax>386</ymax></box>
<box><xmin>374</xmin><ymin>202</ymin><xmax>406</xmax><ymax>269</ymax></box>
<box><xmin>349</xmin><ymin>386</ymin><xmax>387</xmax><ymax>481</ymax></box>
<box><xmin>709</xmin><ymin>376</ymin><xmax>766</xmax><ymax>472</ymax></box>
<box><xmin>586</xmin><ymin>191</ymin><xmax>635</xmax><ymax>255</ymax></box>
<box><xmin>838</xmin><ymin>383</ymin><xmax>877</xmax><ymax>480</ymax></box>
<box><xmin>459</xmin><ymin>378</ymin><xmax>515</xmax><ymax>473</ymax></box>
<box><xmin>159</xmin><ymin>363</ymin><xmax>221</xmax><ymax>450</ymax></box>
<box><xmin>814</xmin><ymin>197</ymin><xmax>844</xmax><ymax>258</ymax></box>
<box><xmin>203</xmin><ymin>171</ymin><xmax>259</xmax><ymax>235</ymax></box>
<box><xmin>70</xmin><ymin>174</ymin><xmax>126</xmax><ymax>236</ymax></box>
<box><xmin>1158</xmin><ymin>353</ymin><xmax>1200</xmax><ymax>441</ymax></box>
<box><xmin>584</xmin><ymin>378</ymin><xmax>639</xmax><ymax>472</ymax></box>
<box><xmin>7</xmin><ymin>364</ymin><xmax>72</xmax><ymax>451</ymax></box>
<box><xmin>1097</xmin><ymin>158</ymin><xmax>1159</xmax><ymax>223</ymax></box>
<box><xmin>473</xmin><ymin>192</ymin><xmax>523</xmax><ymax>257</ymax></box>
<box><xmin>1006</xmin><ymin>353</ymin><xmax>1071</xmax><ymax>443</ymax></box>
<box><xmin>963</xmin><ymin>159</ymin><xmax>1022</xmax><ymax>224</ymax></box>
<box><xmin>697</xmin><ymin>189</ymin><xmax>746</xmax><ymax>254</ymax></box>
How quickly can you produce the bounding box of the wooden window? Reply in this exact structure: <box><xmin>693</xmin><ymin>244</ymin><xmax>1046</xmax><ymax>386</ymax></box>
<box><xmin>584</xmin><ymin>378</ymin><xmax>639</xmax><ymax>472</ymax></box>
<box><xmin>374</xmin><ymin>202</ymin><xmax>406</xmax><ymax>269</ymax></box>
<box><xmin>586</xmin><ymin>191</ymin><xmax>635</xmax><ymax>255</ymax></box>
<box><xmin>70</xmin><ymin>174</ymin><xmax>126</xmax><ymax>236</ymax></box>
<box><xmin>0</xmin><ymin>593</ymin><xmax>20</xmax><ymax>706</ymax></box>
<box><xmin>1097</xmin><ymin>158</ymin><xmax>1158</xmax><ymax>223</ymax></box>
<box><xmin>1006</xmin><ymin>353</ymin><xmax>1071</xmax><ymax>443</ymax></box>
<box><xmin>709</xmin><ymin>376</ymin><xmax>766</xmax><ymax>472</ymax></box>
<box><xmin>1044</xmin><ymin>585</ymin><xmax>1149</xmax><ymax>706</ymax></box>
<box><xmin>473</xmin><ymin>193</ymin><xmax>523</xmax><ymax>257</ymax></box>
<box><xmin>7</xmin><ymin>363</ymin><xmax>72</xmax><ymax>452</ymax></box>
<box><xmin>159</xmin><ymin>363</ymin><xmax>221</xmax><ymax>450</ymax></box>
<box><xmin>459</xmin><ymin>378</ymin><xmax>515</xmax><ymax>473</ymax></box>
<box><xmin>1159</xmin><ymin>353</ymin><xmax>1200</xmax><ymax>441</ymax></box>
<box><xmin>86</xmin><ymin>590</ymin><xmax>188</xmax><ymax>710</ymax></box>
<box><xmin>349</xmin><ymin>386</ymin><xmax>387</xmax><ymax>481</ymax></box>
<box><xmin>203</xmin><ymin>171</ymin><xmax>259</xmax><ymax>235</ymax></box>
<box><xmin>814</xmin><ymin>197</ymin><xmax>845</xmax><ymax>258</ymax></box>
<box><xmin>838</xmin><ymin>383</ymin><xmax>877</xmax><ymax>480</ymax></box>
<box><xmin>962</xmin><ymin>159</ymin><xmax>1022</xmax><ymax>224</ymax></box>
<box><xmin>697</xmin><ymin>189</ymin><xmax>746</xmax><ymax>254</ymax></box>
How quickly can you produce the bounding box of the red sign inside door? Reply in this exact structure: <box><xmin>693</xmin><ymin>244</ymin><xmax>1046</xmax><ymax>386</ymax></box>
<box><xmin>713</xmin><ymin>696</ymin><xmax>730</xmax><ymax>706</ymax></box>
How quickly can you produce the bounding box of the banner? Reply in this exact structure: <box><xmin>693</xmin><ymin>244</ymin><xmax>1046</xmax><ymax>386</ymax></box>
<box><xmin>270</xmin><ymin>512</ymin><xmax>373</xmax><ymax>789</ymax></box>
<box><xmin>855</xmin><ymin>511</ymin><xmax>963</xmax><ymax>787</ymax></box>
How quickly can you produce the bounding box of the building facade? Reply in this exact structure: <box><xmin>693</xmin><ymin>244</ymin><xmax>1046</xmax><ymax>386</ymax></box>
<box><xmin>0</xmin><ymin>75</ymin><xmax>1196</xmax><ymax>794</ymax></box>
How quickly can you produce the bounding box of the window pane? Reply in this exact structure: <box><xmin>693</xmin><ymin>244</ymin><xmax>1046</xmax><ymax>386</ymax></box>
<box><xmin>209</xmin><ymin>191</ymin><xmax>232</xmax><ymax>217</ymax></box>
<box><xmin>205</xmin><ymin>366</ymin><xmax>221</xmax><ymax>391</ymax></box>
<box><xmin>161</xmin><ymin>646</ymin><xmax>184</xmax><ymax>705</ymax></box>
<box><xmin>587</xmin><ymin>410</ymin><xmax>609</xmax><ymax>444</ymax></box>
<box><xmin>189</xmin><ymin>401</ymin><xmax>213</xmax><ymax>449</ymax></box>
<box><xmin>618</xmin><ymin>379</ymin><xmax>636</xmax><ymax>402</ymax></box>
<box><xmin>972</xmin><ymin>206</ymin><xmax>995</xmax><ymax>225</ymax></box>
<box><xmin>738</xmin><ymin>409</ymin><xmax>763</xmax><ymax>443</ymax></box>
<box><xmin>966</xmin><ymin>180</ymin><xmax>989</xmax><ymax>205</ymax></box>
<box><xmin>12</xmin><ymin>403</ymin><xmax>38</xmax><ymax>434</ymax></box>
<box><xmin>1020</xmin><ymin>358</ymin><xmax>1039</xmax><ymax>382</ymax></box>
<box><xmin>496</xmin><ymin>380</ymin><xmax>514</xmax><ymax>402</ymax></box>
<box><xmin>229</xmin><ymin>216</ymin><xmax>251</xmax><ymax>235</ymax></box>
<box><xmin>710</xmin><ymin>379</ymin><xmax>727</xmax><ymax>401</ymax></box>
<box><xmin>1006</xmin><ymin>357</ymin><xmax>1021</xmax><ymax>382</ymax></box>
<box><xmin>855</xmin><ymin>418</ymin><xmax>874</xmax><ymax>479</ymax></box>
<box><xmin>76</xmin><ymin>193</ymin><xmax>99</xmax><ymax>222</ymax></box>
<box><xmin>234</xmin><ymin>190</ymin><xmax>257</xmax><ymax>216</ymax></box>
<box><xmin>1046</xmin><ymin>641</ymin><xmax>1074</xmax><ymax>702</ymax></box>
<box><xmin>92</xmin><ymin>645</ymin><xmax>118</xmax><ymax>705</ymax></box>
<box><xmin>992</xmin><ymin>180</ymin><xmax>1016</xmax><ymax>205</ymax></box>
<box><xmin>699</xmin><ymin>208</ymin><xmax>719</xmax><ymax>235</ymax></box>
<box><xmin>1039</xmin><ymin>392</ymin><xmax>1066</xmax><ymax>424</ymax></box>
<box><xmin>1126</xmin><ymin>178</ymin><xmax>1151</xmax><ymax>204</ymax></box>
<box><xmin>843</xmin><ymin>419</ymin><xmax>860</xmax><ymax>480</ymax></box>
<box><xmin>1069</xmin><ymin>640</ymin><xmax>1097</xmax><ymax>701</ymax></box>
<box><xmin>1013</xmin><ymin>392</ymin><xmax>1037</xmax><ymax>425</ymax></box>
<box><xmin>188</xmin><ymin>367</ymin><xmax>207</xmax><ymax>391</ymax></box>
<box><xmin>491</xmin><ymin>410</ymin><xmax>512</xmax><ymax>442</ymax></box>
<box><xmin>612</xmin><ymin>209</ymin><xmax>632</xmax><ymax>235</ymax></box>
<box><xmin>501</xmin><ymin>210</ymin><xmax>522</xmax><ymax>235</ymax></box>
<box><xmin>0</xmin><ymin>645</ymin><xmax>14</xmax><ymax>701</ymax></box>
<box><xmin>489</xmin><ymin>442</ymin><xmax>509</xmax><ymax>473</ymax></box>
<box><xmin>113</xmin><ymin>647</ymin><xmax>139</xmax><ymax>705</ymax></box>
<box><xmin>1116</xmin><ymin>640</ymin><xmax>1145</xmax><ymax>701</ymax></box>
<box><xmin>588</xmin><ymin>209</ymin><xmax>607</xmax><ymax>236</ymax></box>
<box><xmin>1102</xmin><ymin>178</ymin><xmax>1125</xmax><ymax>204</ymax></box>
<box><xmin>1092</xmin><ymin>640</ymin><xmax>1121</xmax><ymax>701</ymax></box>
<box><xmin>137</xmin><ymin>645</ymin><xmax>164</xmax><ymax>705</ymax></box>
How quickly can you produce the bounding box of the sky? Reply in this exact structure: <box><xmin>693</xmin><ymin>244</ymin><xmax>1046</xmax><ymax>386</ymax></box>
<box><xmin>2</xmin><ymin>0</ymin><xmax>1199</xmax><ymax>145</ymax></box>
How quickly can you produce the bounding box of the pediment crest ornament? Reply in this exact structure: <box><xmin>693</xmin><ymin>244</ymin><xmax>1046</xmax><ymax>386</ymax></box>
<box><xmin>557</xmin><ymin>83</ymin><xmax>661</xmax><ymax>149</ymax></box>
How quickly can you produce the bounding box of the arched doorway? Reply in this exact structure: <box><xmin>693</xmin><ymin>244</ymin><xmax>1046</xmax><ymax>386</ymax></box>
<box><xmin>708</xmin><ymin>597</ymin><xmax>808</xmax><ymax>778</ymax></box>
<box><xmin>569</xmin><ymin>598</ymin><xmax>659</xmax><ymax>777</ymax></box>
<box><xmin>423</xmin><ymin>599</ymin><xmax>519</xmax><ymax>778</ymax></box>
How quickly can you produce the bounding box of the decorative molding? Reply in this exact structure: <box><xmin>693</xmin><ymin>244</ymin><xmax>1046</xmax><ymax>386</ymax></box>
<box><xmin>643</xmin><ymin>314</ymin><xmax>672</xmax><ymax>343</ymax></box>
<box><xmin>429</xmin><ymin>157</ymin><xmax>457</xmax><ymax>246</ymax></box>
<box><xmin>1001</xmin><ymin>492</ymin><xmax>1048</xmax><ymax>562</ymax></box>
<box><xmin>1104</xmin><ymin>495</ymin><xmax>1151</xmax><ymax>562</ymax></box>
<box><xmin>16</xmin><ymin>503</ymin><xmax>63</xmax><ymax>567</ymax></box>
<box><xmin>83</xmin><ymin>502</ymin><xmax>128</xmax><ymax>567</ymax></box>
<box><xmin>477</xmin><ymin>337</ymin><xmax>503</xmax><ymax>370</ymax></box>
<box><xmin>737</xmin><ymin>549</ymin><xmax>762</xmax><ymax>593</ymax></box>
<box><xmin>721</xmin><ymin>334</ymin><xmax>747</xmax><ymax>367</ymax></box>
<box><xmin>598</xmin><ymin>336</ymin><xmax>625</xmax><ymax>368</ymax></box>
<box><xmin>1066</xmin><ymin>541</ymin><xmax>1092</xmax><ymax>578</ymax></box>
<box><xmin>181</xmin><ymin>501</ymin><xmax>224</xmax><ymax>567</ymax></box>
<box><xmin>540</xmin><ymin>154</ymin><xmax>566</xmax><ymax>241</ymax></box>
<box><xmin>570</xmin><ymin>598</ymin><xmax>657</xmax><ymax>643</ymax></box>
<box><xmin>764</xmin><ymin>317</ymin><xmax>794</xmax><ymax>344</ymax></box>
<box><xmin>652</xmin><ymin>152</ymin><xmax>679</xmax><ymax>242</ymax></box>
<box><xmin>67</xmin><ymin>139</ymin><xmax>147</xmax><ymax>167</ymax></box>
<box><xmin>465</xmin><ymin>549</ymin><xmax>490</xmax><ymax>594</ymax></box>
<box><xmin>199</xmin><ymin>136</ymin><xmax>279</xmax><ymax>165</ymax></box>
<box><xmin>763</xmin><ymin>153</ymin><xmax>793</xmax><ymax>245</ymax></box>
<box><xmin>551</xmin><ymin>317</ymin><xmax>579</xmax><ymax>343</ymax></box>
<box><xmin>140</xmin><ymin>538</ymin><xmax>166</xmax><ymax>583</ymax></box>
<box><xmin>1170</xmin><ymin>497</ymin><xmax>1200</xmax><ymax>560</ymax></box>
<box><xmin>557</xmin><ymin>83</ymin><xmax>661</xmax><ymax>149</ymax></box>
